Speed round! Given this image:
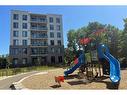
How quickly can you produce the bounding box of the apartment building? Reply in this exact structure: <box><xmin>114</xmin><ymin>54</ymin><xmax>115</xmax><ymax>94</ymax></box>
<box><xmin>9</xmin><ymin>10</ymin><xmax>64</xmax><ymax>66</ymax></box>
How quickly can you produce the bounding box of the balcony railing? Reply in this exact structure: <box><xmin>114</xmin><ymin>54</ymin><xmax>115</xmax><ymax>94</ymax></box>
<box><xmin>31</xmin><ymin>48</ymin><xmax>48</xmax><ymax>55</ymax></box>
<box><xmin>31</xmin><ymin>51</ymin><xmax>48</xmax><ymax>55</ymax></box>
<box><xmin>31</xmin><ymin>43</ymin><xmax>48</xmax><ymax>46</ymax></box>
<box><xmin>31</xmin><ymin>27</ymin><xmax>47</xmax><ymax>31</ymax></box>
<box><xmin>31</xmin><ymin>18</ymin><xmax>47</xmax><ymax>23</ymax></box>
<box><xmin>31</xmin><ymin>34</ymin><xmax>48</xmax><ymax>39</ymax></box>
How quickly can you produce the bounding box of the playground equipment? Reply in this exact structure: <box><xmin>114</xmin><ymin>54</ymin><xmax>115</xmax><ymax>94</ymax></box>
<box><xmin>98</xmin><ymin>44</ymin><xmax>121</xmax><ymax>83</ymax></box>
<box><xmin>64</xmin><ymin>29</ymin><xmax>121</xmax><ymax>84</ymax></box>
<box><xmin>64</xmin><ymin>53</ymin><xmax>85</xmax><ymax>76</ymax></box>
<box><xmin>55</xmin><ymin>76</ymin><xmax>64</xmax><ymax>87</ymax></box>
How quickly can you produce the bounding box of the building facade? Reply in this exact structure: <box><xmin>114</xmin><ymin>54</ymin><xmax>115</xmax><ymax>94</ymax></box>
<box><xmin>9</xmin><ymin>10</ymin><xmax>64</xmax><ymax>66</ymax></box>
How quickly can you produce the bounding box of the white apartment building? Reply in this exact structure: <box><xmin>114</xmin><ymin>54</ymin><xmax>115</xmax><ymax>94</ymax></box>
<box><xmin>10</xmin><ymin>10</ymin><xmax>64</xmax><ymax>66</ymax></box>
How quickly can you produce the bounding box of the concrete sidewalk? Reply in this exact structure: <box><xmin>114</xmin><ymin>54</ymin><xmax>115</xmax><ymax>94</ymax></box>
<box><xmin>0</xmin><ymin>71</ymin><xmax>39</xmax><ymax>89</ymax></box>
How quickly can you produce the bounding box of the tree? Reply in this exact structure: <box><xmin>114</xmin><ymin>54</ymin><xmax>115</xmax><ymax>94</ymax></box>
<box><xmin>66</xmin><ymin>21</ymin><xmax>123</xmax><ymax>62</ymax></box>
<box><xmin>6</xmin><ymin>55</ymin><xmax>13</xmax><ymax>69</ymax></box>
<box><xmin>67</xmin><ymin>29</ymin><xmax>77</xmax><ymax>54</ymax></box>
<box><xmin>64</xmin><ymin>48</ymin><xmax>74</xmax><ymax>66</ymax></box>
<box><xmin>106</xmin><ymin>24</ymin><xmax>120</xmax><ymax>58</ymax></box>
<box><xmin>0</xmin><ymin>55</ymin><xmax>8</xmax><ymax>68</ymax></box>
<box><xmin>120</xmin><ymin>18</ymin><xmax>127</xmax><ymax>63</ymax></box>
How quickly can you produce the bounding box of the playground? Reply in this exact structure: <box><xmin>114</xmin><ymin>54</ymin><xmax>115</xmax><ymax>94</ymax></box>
<box><xmin>20</xmin><ymin>68</ymin><xmax>127</xmax><ymax>89</ymax></box>
<box><xmin>17</xmin><ymin>29</ymin><xmax>125</xmax><ymax>90</ymax></box>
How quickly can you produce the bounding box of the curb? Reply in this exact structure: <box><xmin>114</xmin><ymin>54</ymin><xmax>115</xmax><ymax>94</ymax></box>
<box><xmin>11</xmin><ymin>72</ymin><xmax>48</xmax><ymax>90</ymax></box>
<box><xmin>0</xmin><ymin>68</ymin><xmax>61</xmax><ymax>81</ymax></box>
<box><xmin>11</xmin><ymin>68</ymin><xmax>63</xmax><ymax>90</ymax></box>
<box><xmin>0</xmin><ymin>71</ymin><xmax>38</xmax><ymax>81</ymax></box>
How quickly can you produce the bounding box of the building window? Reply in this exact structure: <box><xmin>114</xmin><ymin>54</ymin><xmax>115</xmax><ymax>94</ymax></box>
<box><xmin>49</xmin><ymin>17</ymin><xmax>53</xmax><ymax>23</ymax></box>
<box><xmin>22</xmin><ymin>23</ymin><xmax>27</xmax><ymax>29</ymax></box>
<box><xmin>56</xmin><ymin>25</ymin><xmax>61</xmax><ymax>31</ymax></box>
<box><xmin>13</xmin><ymin>39</ymin><xmax>19</xmax><ymax>45</ymax></box>
<box><xmin>22</xmin><ymin>40</ymin><xmax>27</xmax><ymax>46</ymax></box>
<box><xmin>44</xmin><ymin>41</ymin><xmax>48</xmax><ymax>46</ymax></box>
<box><xmin>22</xmin><ymin>15</ymin><xmax>27</xmax><ymax>21</ymax></box>
<box><xmin>39</xmin><ymin>18</ymin><xmax>47</xmax><ymax>22</ymax></box>
<box><xmin>58</xmin><ymin>56</ymin><xmax>62</xmax><ymax>63</ymax></box>
<box><xmin>12</xmin><ymin>48</ymin><xmax>19</xmax><ymax>55</ymax></box>
<box><xmin>22</xmin><ymin>48</ymin><xmax>27</xmax><ymax>54</ymax></box>
<box><xmin>56</xmin><ymin>18</ymin><xmax>60</xmax><ymax>23</ymax></box>
<box><xmin>31</xmin><ymin>16</ymin><xmax>37</xmax><ymax>21</ymax></box>
<box><xmin>51</xmin><ymin>48</ymin><xmax>55</xmax><ymax>53</ymax></box>
<box><xmin>13</xmin><ymin>22</ymin><xmax>19</xmax><ymax>28</ymax></box>
<box><xmin>13</xmin><ymin>31</ymin><xmax>19</xmax><ymax>37</ymax></box>
<box><xmin>31</xmin><ymin>48</ymin><xmax>37</xmax><ymax>54</ymax></box>
<box><xmin>57</xmin><ymin>40</ymin><xmax>61</xmax><ymax>45</ymax></box>
<box><xmin>50</xmin><ymin>40</ymin><xmax>54</xmax><ymax>45</ymax></box>
<box><xmin>31</xmin><ymin>24</ymin><xmax>37</xmax><ymax>29</ymax></box>
<box><xmin>13</xmin><ymin>14</ymin><xmax>19</xmax><ymax>20</ymax></box>
<box><xmin>57</xmin><ymin>48</ymin><xmax>61</xmax><ymax>53</ymax></box>
<box><xmin>22</xmin><ymin>31</ymin><xmax>27</xmax><ymax>37</ymax></box>
<box><xmin>39</xmin><ymin>48</ymin><xmax>48</xmax><ymax>54</ymax></box>
<box><xmin>13</xmin><ymin>58</ymin><xmax>18</xmax><ymax>64</ymax></box>
<box><xmin>50</xmin><ymin>32</ymin><xmax>54</xmax><ymax>38</ymax></box>
<box><xmin>51</xmin><ymin>56</ymin><xmax>55</xmax><ymax>63</ymax></box>
<box><xmin>22</xmin><ymin>58</ymin><xmax>27</xmax><ymax>64</ymax></box>
<box><xmin>57</xmin><ymin>32</ymin><xmax>61</xmax><ymax>38</ymax></box>
<box><xmin>50</xmin><ymin>25</ymin><xmax>54</xmax><ymax>30</ymax></box>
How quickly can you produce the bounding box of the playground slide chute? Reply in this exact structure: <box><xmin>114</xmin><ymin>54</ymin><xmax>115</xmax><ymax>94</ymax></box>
<box><xmin>64</xmin><ymin>53</ymin><xmax>85</xmax><ymax>76</ymax></box>
<box><xmin>98</xmin><ymin>44</ymin><xmax>121</xmax><ymax>83</ymax></box>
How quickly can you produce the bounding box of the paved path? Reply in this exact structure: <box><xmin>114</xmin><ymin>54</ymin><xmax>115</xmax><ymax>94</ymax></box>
<box><xmin>0</xmin><ymin>71</ymin><xmax>39</xmax><ymax>89</ymax></box>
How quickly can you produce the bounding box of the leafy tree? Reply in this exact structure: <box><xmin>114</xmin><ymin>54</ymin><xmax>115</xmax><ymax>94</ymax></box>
<box><xmin>0</xmin><ymin>55</ymin><xmax>7</xmax><ymax>68</ymax></box>
<box><xmin>6</xmin><ymin>55</ymin><xmax>13</xmax><ymax>69</ymax></box>
<box><xmin>66</xmin><ymin>22</ymin><xmax>122</xmax><ymax>60</ymax></box>
<box><xmin>67</xmin><ymin>29</ymin><xmax>77</xmax><ymax>54</ymax></box>
<box><xmin>66</xmin><ymin>20</ymin><xmax>127</xmax><ymax>68</ymax></box>
<box><xmin>120</xmin><ymin>18</ymin><xmax>127</xmax><ymax>63</ymax></box>
<box><xmin>106</xmin><ymin>24</ymin><xmax>120</xmax><ymax>58</ymax></box>
<box><xmin>64</xmin><ymin>48</ymin><xmax>74</xmax><ymax>66</ymax></box>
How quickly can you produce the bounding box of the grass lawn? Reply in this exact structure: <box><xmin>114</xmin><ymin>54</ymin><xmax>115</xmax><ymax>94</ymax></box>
<box><xmin>0</xmin><ymin>66</ymin><xmax>57</xmax><ymax>77</ymax></box>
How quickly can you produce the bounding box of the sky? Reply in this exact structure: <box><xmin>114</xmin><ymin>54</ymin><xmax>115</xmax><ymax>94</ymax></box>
<box><xmin>0</xmin><ymin>6</ymin><xmax>127</xmax><ymax>55</ymax></box>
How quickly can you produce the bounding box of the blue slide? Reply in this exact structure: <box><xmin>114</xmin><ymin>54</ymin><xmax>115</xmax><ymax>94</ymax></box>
<box><xmin>64</xmin><ymin>53</ymin><xmax>85</xmax><ymax>76</ymax></box>
<box><xmin>98</xmin><ymin>44</ymin><xmax>121</xmax><ymax>83</ymax></box>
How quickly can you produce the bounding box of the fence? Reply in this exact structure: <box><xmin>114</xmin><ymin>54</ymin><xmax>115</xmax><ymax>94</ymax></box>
<box><xmin>0</xmin><ymin>66</ymin><xmax>56</xmax><ymax>77</ymax></box>
<box><xmin>0</xmin><ymin>66</ymin><xmax>37</xmax><ymax>77</ymax></box>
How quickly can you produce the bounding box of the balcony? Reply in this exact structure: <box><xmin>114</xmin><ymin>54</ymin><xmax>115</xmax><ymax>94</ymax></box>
<box><xmin>31</xmin><ymin>33</ymin><xmax>48</xmax><ymax>39</ymax></box>
<box><xmin>31</xmin><ymin>18</ymin><xmax>47</xmax><ymax>23</ymax></box>
<box><xmin>30</xmin><ymin>27</ymin><xmax>47</xmax><ymax>31</ymax></box>
<box><xmin>31</xmin><ymin>48</ymin><xmax>48</xmax><ymax>55</ymax></box>
<box><xmin>31</xmin><ymin>41</ymin><xmax>48</xmax><ymax>47</ymax></box>
<box><xmin>31</xmin><ymin>51</ymin><xmax>48</xmax><ymax>55</ymax></box>
<box><xmin>31</xmin><ymin>44</ymin><xmax>48</xmax><ymax>47</ymax></box>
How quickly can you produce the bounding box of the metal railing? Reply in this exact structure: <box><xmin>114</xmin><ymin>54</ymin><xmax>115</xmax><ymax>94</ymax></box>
<box><xmin>31</xmin><ymin>27</ymin><xmax>48</xmax><ymax>31</ymax></box>
<box><xmin>31</xmin><ymin>18</ymin><xmax>47</xmax><ymax>23</ymax></box>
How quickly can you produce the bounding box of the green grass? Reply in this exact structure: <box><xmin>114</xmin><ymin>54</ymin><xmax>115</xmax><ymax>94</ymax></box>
<box><xmin>0</xmin><ymin>66</ymin><xmax>57</xmax><ymax>77</ymax></box>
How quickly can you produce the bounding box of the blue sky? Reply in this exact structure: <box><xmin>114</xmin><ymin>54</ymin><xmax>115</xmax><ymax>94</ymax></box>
<box><xmin>0</xmin><ymin>6</ymin><xmax>127</xmax><ymax>55</ymax></box>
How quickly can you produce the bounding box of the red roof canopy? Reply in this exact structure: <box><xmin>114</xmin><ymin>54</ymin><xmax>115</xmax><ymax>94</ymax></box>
<box><xmin>79</xmin><ymin>29</ymin><xmax>106</xmax><ymax>45</ymax></box>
